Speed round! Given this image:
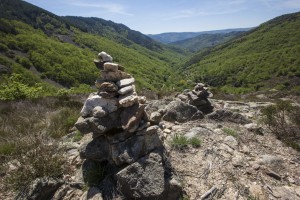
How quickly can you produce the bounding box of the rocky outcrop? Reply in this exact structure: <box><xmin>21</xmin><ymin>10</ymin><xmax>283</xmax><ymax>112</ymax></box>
<box><xmin>178</xmin><ymin>83</ymin><xmax>214</xmax><ymax>114</ymax></box>
<box><xmin>74</xmin><ymin>51</ymin><xmax>181</xmax><ymax>200</ymax></box>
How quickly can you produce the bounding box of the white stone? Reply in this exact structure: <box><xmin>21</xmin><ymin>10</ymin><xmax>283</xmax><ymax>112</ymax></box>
<box><xmin>98</xmin><ymin>51</ymin><xmax>112</xmax><ymax>62</ymax></box>
<box><xmin>92</xmin><ymin>106</ymin><xmax>107</xmax><ymax>118</ymax></box>
<box><xmin>103</xmin><ymin>62</ymin><xmax>118</xmax><ymax>72</ymax></box>
<box><xmin>116</xmin><ymin>78</ymin><xmax>135</xmax><ymax>88</ymax></box>
<box><xmin>118</xmin><ymin>85</ymin><xmax>133</xmax><ymax>95</ymax></box>
<box><xmin>119</xmin><ymin>94</ymin><xmax>138</xmax><ymax>107</ymax></box>
<box><xmin>80</xmin><ymin>94</ymin><xmax>118</xmax><ymax>117</ymax></box>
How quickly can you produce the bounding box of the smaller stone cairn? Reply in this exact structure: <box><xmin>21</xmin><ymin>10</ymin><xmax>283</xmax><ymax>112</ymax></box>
<box><xmin>178</xmin><ymin>83</ymin><xmax>214</xmax><ymax>114</ymax></box>
<box><xmin>75</xmin><ymin>51</ymin><xmax>181</xmax><ymax>200</ymax></box>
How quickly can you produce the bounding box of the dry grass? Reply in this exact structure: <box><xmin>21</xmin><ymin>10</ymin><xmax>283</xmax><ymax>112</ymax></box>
<box><xmin>0</xmin><ymin>97</ymin><xmax>82</xmax><ymax>194</ymax></box>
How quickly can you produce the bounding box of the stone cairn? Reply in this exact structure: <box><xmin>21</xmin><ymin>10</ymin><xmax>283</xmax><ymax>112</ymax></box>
<box><xmin>75</xmin><ymin>51</ymin><xmax>181</xmax><ymax>200</ymax></box>
<box><xmin>177</xmin><ymin>83</ymin><xmax>213</xmax><ymax>114</ymax></box>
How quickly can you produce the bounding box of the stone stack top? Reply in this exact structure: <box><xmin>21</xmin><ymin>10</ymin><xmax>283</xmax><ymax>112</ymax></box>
<box><xmin>77</xmin><ymin>51</ymin><xmax>148</xmax><ymax>135</ymax></box>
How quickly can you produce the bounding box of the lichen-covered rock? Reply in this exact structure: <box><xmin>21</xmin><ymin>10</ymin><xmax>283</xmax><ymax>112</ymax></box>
<box><xmin>206</xmin><ymin>109</ymin><xmax>251</xmax><ymax>124</ymax></box>
<box><xmin>163</xmin><ymin>100</ymin><xmax>204</xmax><ymax>123</ymax></box>
<box><xmin>118</xmin><ymin>93</ymin><xmax>139</xmax><ymax>107</ymax></box>
<box><xmin>103</xmin><ymin>62</ymin><xmax>118</xmax><ymax>72</ymax></box>
<box><xmin>80</xmin><ymin>94</ymin><xmax>118</xmax><ymax>117</ymax></box>
<box><xmin>101</xmin><ymin>70</ymin><xmax>131</xmax><ymax>82</ymax></box>
<box><xmin>115</xmin><ymin>152</ymin><xmax>181</xmax><ymax>200</ymax></box>
<box><xmin>96</xmin><ymin>82</ymin><xmax>118</xmax><ymax>92</ymax></box>
<box><xmin>121</xmin><ymin>104</ymin><xmax>146</xmax><ymax>132</ymax></box>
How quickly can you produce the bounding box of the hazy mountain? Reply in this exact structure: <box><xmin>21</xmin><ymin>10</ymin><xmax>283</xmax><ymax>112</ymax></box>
<box><xmin>148</xmin><ymin>28</ymin><xmax>252</xmax><ymax>44</ymax></box>
<box><xmin>181</xmin><ymin>12</ymin><xmax>300</xmax><ymax>93</ymax></box>
<box><xmin>170</xmin><ymin>31</ymin><xmax>245</xmax><ymax>52</ymax></box>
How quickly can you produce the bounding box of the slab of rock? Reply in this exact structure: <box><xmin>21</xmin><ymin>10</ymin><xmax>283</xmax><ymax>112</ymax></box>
<box><xmin>206</xmin><ymin>109</ymin><xmax>251</xmax><ymax>124</ymax></box>
<box><xmin>115</xmin><ymin>152</ymin><xmax>167</xmax><ymax>200</ymax></box>
<box><xmin>184</xmin><ymin>127</ymin><xmax>214</xmax><ymax>139</ymax></box>
<box><xmin>224</xmin><ymin>136</ymin><xmax>238</xmax><ymax>149</ymax></box>
<box><xmin>121</xmin><ymin>104</ymin><xmax>146</xmax><ymax>132</ymax></box>
<box><xmin>110</xmin><ymin>129</ymin><xmax>163</xmax><ymax>165</ymax></box>
<box><xmin>97</xmin><ymin>82</ymin><xmax>118</xmax><ymax>92</ymax></box>
<box><xmin>21</xmin><ymin>178</ymin><xmax>64</xmax><ymax>200</ymax></box>
<box><xmin>103</xmin><ymin>62</ymin><xmax>118</xmax><ymax>72</ymax></box>
<box><xmin>119</xmin><ymin>93</ymin><xmax>139</xmax><ymax>107</ymax></box>
<box><xmin>162</xmin><ymin>100</ymin><xmax>204</xmax><ymax>123</ymax></box>
<box><xmin>257</xmin><ymin>154</ymin><xmax>283</xmax><ymax>167</ymax></box>
<box><xmin>75</xmin><ymin>110</ymin><xmax>122</xmax><ymax>136</ymax></box>
<box><xmin>118</xmin><ymin>85</ymin><xmax>134</xmax><ymax>95</ymax></box>
<box><xmin>80</xmin><ymin>94</ymin><xmax>118</xmax><ymax>117</ymax></box>
<box><xmin>149</xmin><ymin>111</ymin><xmax>162</xmax><ymax>124</ymax></box>
<box><xmin>92</xmin><ymin>106</ymin><xmax>107</xmax><ymax>118</ymax></box>
<box><xmin>79</xmin><ymin>136</ymin><xmax>110</xmax><ymax>161</ymax></box>
<box><xmin>101</xmin><ymin>70</ymin><xmax>131</xmax><ymax>82</ymax></box>
<box><xmin>116</xmin><ymin>78</ymin><xmax>135</xmax><ymax>88</ymax></box>
<box><xmin>97</xmin><ymin>91</ymin><xmax>117</xmax><ymax>99</ymax></box>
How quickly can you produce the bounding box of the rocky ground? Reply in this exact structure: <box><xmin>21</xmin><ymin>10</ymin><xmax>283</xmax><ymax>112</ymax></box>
<box><xmin>54</xmin><ymin>98</ymin><xmax>299</xmax><ymax>200</ymax></box>
<box><xmin>165</xmin><ymin>99</ymin><xmax>300</xmax><ymax>200</ymax></box>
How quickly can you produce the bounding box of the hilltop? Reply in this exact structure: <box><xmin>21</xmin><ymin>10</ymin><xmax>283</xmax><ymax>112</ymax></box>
<box><xmin>148</xmin><ymin>28</ymin><xmax>251</xmax><ymax>44</ymax></box>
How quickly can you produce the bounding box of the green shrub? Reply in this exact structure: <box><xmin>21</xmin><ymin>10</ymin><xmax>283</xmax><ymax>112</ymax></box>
<box><xmin>170</xmin><ymin>133</ymin><xmax>189</xmax><ymax>150</ymax></box>
<box><xmin>189</xmin><ymin>137</ymin><xmax>202</xmax><ymax>147</ymax></box>
<box><xmin>261</xmin><ymin>100</ymin><xmax>300</xmax><ymax>151</ymax></box>
<box><xmin>170</xmin><ymin>133</ymin><xmax>202</xmax><ymax>149</ymax></box>
<box><xmin>4</xmin><ymin>135</ymin><xmax>66</xmax><ymax>190</ymax></box>
<box><xmin>73</xmin><ymin>130</ymin><xmax>83</xmax><ymax>142</ymax></box>
<box><xmin>48</xmin><ymin>108</ymin><xmax>79</xmax><ymax>138</ymax></box>
<box><xmin>222</xmin><ymin>127</ymin><xmax>238</xmax><ymax>138</ymax></box>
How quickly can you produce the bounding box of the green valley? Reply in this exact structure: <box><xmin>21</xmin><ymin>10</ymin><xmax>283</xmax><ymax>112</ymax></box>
<box><xmin>181</xmin><ymin>12</ymin><xmax>300</xmax><ymax>94</ymax></box>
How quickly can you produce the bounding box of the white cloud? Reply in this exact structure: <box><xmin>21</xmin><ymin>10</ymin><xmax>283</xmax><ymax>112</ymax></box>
<box><xmin>69</xmin><ymin>1</ymin><xmax>133</xmax><ymax>16</ymax></box>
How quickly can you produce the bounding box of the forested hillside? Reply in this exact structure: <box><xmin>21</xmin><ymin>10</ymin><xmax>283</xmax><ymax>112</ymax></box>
<box><xmin>0</xmin><ymin>0</ymin><xmax>187</xmax><ymax>100</ymax></box>
<box><xmin>181</xmin><ymin>12</ymin><xmax>300</xmax><ymax>94</ymax></box>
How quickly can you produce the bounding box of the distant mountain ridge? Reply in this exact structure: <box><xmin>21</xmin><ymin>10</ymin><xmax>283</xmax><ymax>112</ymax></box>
<box><xmin>148</xmin><ymin>28</ymin><xmax>252</xmax><ymax>44</ymax></box>
<box><xmin>170</xmin><ymin>31</ymin><xmax>245</xmax><ymax>52</ymax></box>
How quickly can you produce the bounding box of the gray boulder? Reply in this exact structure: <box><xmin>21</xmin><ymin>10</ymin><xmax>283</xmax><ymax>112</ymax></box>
<box><xmin>79</xmin><ymin>136</ymin><xmax>110</xmax><ymax>161</ymax></box>
<box><xmin>80</xmin><ymin>94</ymin><xmax>118</xmax><ymax>117</ymax></box>
<box><xmin>162</xmin><ymin>100</ymin><xmax>204</xmax><ymax>123</ymax></box>
<box><xmin>120</xmin><ymin>104</ymin><xmax>146</xmax><ymax>132</ymax></box>
<box><xmin>75</xmin><ymin>110</ymin><xmax>122</xmax><ymax>136</ymax></box>
<box><xmin>115</xmin><ymin>152</ymin><xmax>181</xmax><ymax>200</ymax></box>
<box><xmin>206</xmin><ymin>109</ymin><xmax>251</xmax><ymax>124</ymax></box>
<box><xmin>18</xmin><ymin>178</ymin><xmax>64</xmax><ymax>200</ymax></box>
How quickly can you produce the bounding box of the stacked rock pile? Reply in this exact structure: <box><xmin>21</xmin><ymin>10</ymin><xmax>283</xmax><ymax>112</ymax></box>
<box><xmin>75</xmin><ymin>52</ymin><xmax>181</xmax><ymax>200</ymax></box>
<box><xmin>177</xmin><ymin>83</ymin><xmax>213</xmax><ymax>114</ymax></box>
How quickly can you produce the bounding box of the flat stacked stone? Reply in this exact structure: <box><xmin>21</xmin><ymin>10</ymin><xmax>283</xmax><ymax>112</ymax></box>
<box><xmin>75</xmin><ymin>51</ymin><xmax>181</xmax><ymax>200</ymax></box>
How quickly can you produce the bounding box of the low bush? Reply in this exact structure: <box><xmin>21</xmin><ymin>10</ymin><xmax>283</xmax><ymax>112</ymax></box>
<box><xmin>222</xmin><ymin>127</ymin><xmax>238</xmax><ymax>138</ymax></box>
<box><xmin>170</xmin><ymin>133</ymin><xmax>202</xmax><ymax>150</ymax></box>
<box><xmin>261</xmin><ymin>100</ymin><xmax>300</xmax><ymax>150</ymax></box>
<box><xmin>48</xmin><ymin>107</ymin><xmax>79</xmax><ymax>138</ymax></box>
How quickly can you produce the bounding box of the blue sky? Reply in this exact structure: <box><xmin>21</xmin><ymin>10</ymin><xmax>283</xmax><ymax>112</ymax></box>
<box><xmin>24</xmin><ymin>0</ymin><xmax>300</xmax><ymax>34</ymax></box>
